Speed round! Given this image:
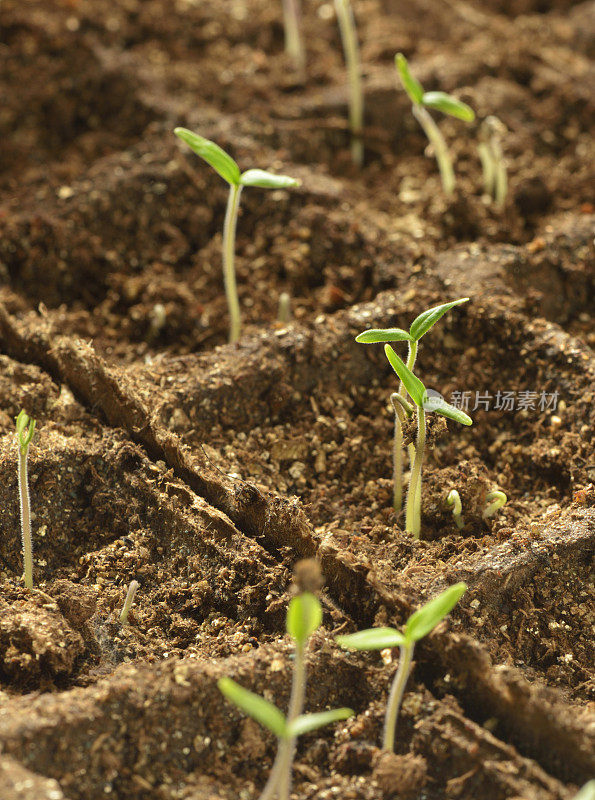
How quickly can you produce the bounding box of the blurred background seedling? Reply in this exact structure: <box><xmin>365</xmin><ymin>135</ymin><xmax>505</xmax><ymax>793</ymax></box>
<box><xmin>334</xmin><ymin>0</ymin><xmax>364</xmax><ymax>166</ymax></box>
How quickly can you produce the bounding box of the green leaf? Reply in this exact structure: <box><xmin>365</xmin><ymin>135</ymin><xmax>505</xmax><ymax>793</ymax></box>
<box><xmin>421</xmin><ymin>92</ymin><xmax>475</xmax><ymax>122</ymax></box>
<box><xmin>174</xmin><ymin>128</ymin><xmax>241</xmax><ymax>186</ymax></box>
<box><xmin>355</xmin><ymin>328</ymin><xmax>413</xmax><ymax>344</ymax></box>
<box><xmin>384</xmin><ymin>345</ymin><xmax>426</xmax><ymax>408</ymax></box>
<box><xmin>405</xmin><ymin>583</ymin><xmax>467</xmax><ymax>643</ymax></box>
<box><xmin>15</xmin><ymin>409</ymin><xmax>36</xmax><ymax>456</ymax></box>
<box><xmin>240</xmin><ymin>169</ymin><xmax>300</xmax><ymax>189</ymax></box>
<box><xmin>286</xmin><ymin>592</ymin><xmax>322</xmax><ymax>645</ymax></box>
<box><xmin>409</xmin><ymin>298</ymin><xmax>469</xmax><ymax>341</ymax></box>
<box><xmin>287</xmin><ymin>708</ymin><xmax>353</xmax><ymax>738</ymax></box>
<box><xmin>217</xmin><ymin>678</ymin><xmax>287</xmax><ymax>738</ymax></box>
<box><xmin>395</xmin><ymin>53</ymin><xmax>424</xmax><ymax>105</ymax></box>
<box><xmin>429</xmin><ymin>397</ymin><xmax>472</xmax><ymax>426</ymax></box>
<box><xmin>336</xmin><ymin>627</ymin><xmax>406</xmax><ymax>651</ymax></box>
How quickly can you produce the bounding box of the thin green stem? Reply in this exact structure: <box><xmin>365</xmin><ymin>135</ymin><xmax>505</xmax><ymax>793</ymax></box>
<box><xmin>120</xmin><ymin>580</ymin><xmax>139</xmax><ymax>624</ymax></box>
<box><xmin>282</xmin><ymin>0</ymin><xmax>305</xmax><ymax>76</ymax></box>
<box><xmin>382</xmin><ymin>641</ymin><xmax>414</xmax><ymax>752</ymax></box>
<box><xmin>18</xmin><ymin>448</ymin><xmax>33</xmax><ymax>590</ymax></box>
<box><xmin>405</xmin><ymin>406</ymin><xmax>425</xmax><ymax>539</ymax></box>
<box><xmin>390</xmin><ymin>395</ymin><xmax>405</xmax><ymax>512</ymax></box>
<box><xmin>334</xmin><ymin>0</ymin><xmax>364</xmax><ymax>167</ymax></box>
<box><xmin>412</xmin><ymin>105</ymin><xmax>455</xmax><ymax>196</ymax></box>
<box><xmin>483</xmin><ymin>490</ymin><xmax>507</xmax><ymax>519</ymax></box>
<box><xmin>222</xmin><ymin>183</ymin><xmax>243</xmax><ymax>343</ymax></box>
<box><xmin>278</xmin><ymin>642</ymin><xmax>306</xmax><ymax>800</ymax></box>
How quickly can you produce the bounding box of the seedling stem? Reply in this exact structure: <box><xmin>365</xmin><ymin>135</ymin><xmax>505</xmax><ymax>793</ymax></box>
<box><xmin>334</xmin><ymin>0</ymin><xmax>364</xmax><ymax>166</ymax></box>
<box><xmin>223</xmin><ymin>183</ymin><xmax>244</xmax><ymax>343</ymax></box>
<box><xmin>446</xmin><ymin>489</ymin><xmax>464</xmax><ymax>529</ymax></box>
<box><xmin>282</xmin><ymin>0</ymin><xmax>306</xmax><ymax>76</ymax></box>
<box><xmin>405</xmin><ymin>404</ymin><xmax>426</xmax><ymax>537</ymax></box>
<box><xmin>412</xmin><ymin>105</ymin><xmax>455</xmax><ymax>197</ymax></box>
<box><xmin>483</xmin><ymin>489</ymin><xmax>507</xmax><ymax>519</ymax></box>
<box><xmin>382</xmin><ymin>639</ymin><xmax>413</xmax><ymax>752</ymax></box>
<box><xmin>278</xmin><ymin>292</ymin><xmax>291</xmax><ymax>323</ymax></box>
<box><xmin>120</xmin><ymin>580</ymin><xmax>140</xmax><ymax>624</ymax></box>
<box><xmin>16</xmin><ymin>410</ymin><xmax>36</xmax><ymax>590</ymax></box>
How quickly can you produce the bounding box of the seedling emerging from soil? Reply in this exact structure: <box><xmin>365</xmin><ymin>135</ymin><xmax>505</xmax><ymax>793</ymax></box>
<box><xmin>219</xmin><ymin>592</ymin><xmax>353</xmax><ymax>800</ymax></box>
<box><xmin>337</xmin><ymin>582</ymin><xmax>466</xmax><ymax>752</ymax></box>
<box><xmin>282</xmin><ymin>0</ymin><xmax>305</xmax><ymax>76</ymax></box>
<box><xmin>446</xmin><ymin>489</ymin><xmax>464</xmax><ymax>529</ymax></box>
<box><xmin>385</xmin><ymin>347</ymin><xmax>472</xmax><ymax>538</ymax></box>
<box><xmin>356</xmin><ymin>298</ymin><xmax>469</xmax><ymax>514</ymax></box>
<box><xmin>574</xmin><ymin>781</ymin><xmax>595</xmax><ymax>800</ymax></box>
<box><xmin>334</xmin><ymin>0</ymin><xmax>364</xmax><ymax>166</ymax></box>
<box><xmin>483</xmin><ymin>489</ymin><xmax>507</xmax><ymax>519</ymax></box>
<box><xmin>174</xmin><ymin>128</ymin><xmax>299</xmax><ymax>343</ymax></box>
<box><xmin>478</xmin><ymin>115</ymin><xmax>507</xmax><ymax>208</ymax></box>
<box><xmin>278</xmin><ymin>291</ymin><xmax>291</xmax><ymax>323</ymax></box>
<box><xmin>120</xmin><ymin>580</ymin><xmax>139</xmax><ymax>624</ymax></box>
<box><xmin>15</xmin><ymin>410</ymin><xmax>36</xmax><ymax>590</ymax></box>
<box><xmin>395</xmin><ymin>53</ymin><xmax>475</xmax><ymax>196</ymax></box>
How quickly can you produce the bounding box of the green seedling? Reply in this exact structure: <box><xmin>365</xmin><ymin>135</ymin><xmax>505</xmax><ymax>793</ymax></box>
<box><xmin>174</xmin><ymin>128</ymin><xmax>300</xmax><ymax>343</ymax></box>
<box><xmin>337</xmin><ymin>582</ymin><xmax>466</xmax><ymax>752</ymax></box>
<box><xmin>478</xmin><ymin>115</ymin><xmax>507</xmax><ymax>209</ymax></box>
<box><xmin>446</xmin><ymin>489</ymin><xmax>464</xmax><ymax>529</ymax></box>
<box><xmin>574</xmin><ymin>781</ymin><xmax>595</xmax><ymax>800</ymax></box>
<box><xmin>385</xmin><ymin>347</ymin><xmax>472</xmax><ymax>538</ymax></box>
<box><xmin>356</xmin><ymin>298</ymin><xmax>469</xmax><ymax>515</ymax></box>
<box><xmin>15</xmin><ymin>410</ymin><xmax>36</xmax><ymax>590</ymax></box>
<box><xmin>278</xmin><ymin>291</ymin><xmax>291</xmax><ymax>324</ymax></box>
<box><xmin>219</xmin><ymin>592</ymin><xmax>353</xmax><ymax>800</ymax></box>
<box><xmin>120</xmin><ymin>579</ymin><xmax>139</xmax><ymax>624</ymax></box>
<box><xmin>334</xmin><ymin>0</ymin><xmax>364</xmax><ymax>166</ymax></box>
<box><xmin>282</xmin><ymin>0</ymin><xmax>305</xmax><ymax>76</ymax></box>
<box><xmin>483</xmin><ymin>489</ymin><xmax>507</xmax><ymax>519</ymax></box>
<box><xmin>395</xmin><ymin>53</ymin><xmax>475</xmax><ymax>196</ymax></box>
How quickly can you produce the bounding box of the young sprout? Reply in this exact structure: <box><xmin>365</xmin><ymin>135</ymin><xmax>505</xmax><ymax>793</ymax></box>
<box><xmin>334</xmin><ymin>0</ymin><xmax>364</xmax><ymax>166</ymax></box>
<box><xmin>395</xmin><ymin>53</ymin><xmax>475</xmax><ymax>196</ymax></box>
<box><xmin>483</xmin><ymin>489</ymin><xmax>507</xmax><ymax>519</ymax></box>
<box><xmin>446</xmin><ymin>489</ymin><xmax>464</xmax><ymax>529</ymax></box>
<box><xmin>356</xmin><ymin>298</ymin><xmax>469</xmax><ymax>515</ymax></box>
<box><xmin>278</xmin><ymin>291</ymin><xmax>291</xmax><ymax>324</ymax></box>
<box><xmin>478</xmin><ymin>115</ymin><xmax>507</xmax><ymax>209</ymax></box>
<box><xmin>337</xmin><ymin>582</ymin><xmax>467</xmax><ymax>752</ymax></box>
<box><xmin>574</xmin><ymin>781</ymin><xmax>595</xmax><ymax>800</ymax></box>
<box><xmin>15</xmin><ymin>410</ymin><xmax>36</xmax><ymax>590</ymax></box>
<box><xmin>120</xmin><ymin>580</ymin><xmax>139</xmax><ymax>625</ymax></box>
<box><xmin>174</xmin><ymin>128</ymin><xmax>300</xmax><ymax>343</ymax></box>
<box><xmin>282</xmin><ymin>0</ymin><xmax>306</xmax><ymax>76</ymax></box>
<box><xmin>219</xmin><ymin>592</ymin><xmax>353</xmax><ymax>800</ymax></box>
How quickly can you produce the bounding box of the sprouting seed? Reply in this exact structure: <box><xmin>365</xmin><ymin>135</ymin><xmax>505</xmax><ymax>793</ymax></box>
<box><xmin>282</xmin><ymin>0</ymin><xmax>305</xmax><ymax>76</ymax></box>
<box><xmin>334</xmin><ymin>0</ymin><xmax>364</xmax><ymax>166</ymax></box>
<box><xmin>15</xmin><ymin>410</ymin><xmax>36</xmax><ymax>590</ymax></box>
<box><xmin>395</xmin><ymin>53</ymin><xmax>474</xmax><ymax>196</ymax></box>
<box><xmin>478</xmin><ymin>115</ymin><xmax>507</xmax><ymax>209</ymax></box>
<box><xmin>446</xmin><ymin>489</ymin><xmax>464</xmax><ymax>529</ymax></box>
<box><xmin>174</xmin><ymin>128</ymin><xmax>300</xmax><ymax>343</ymax></box>
<box><xmin>483</xmin><ymin>489</ymin><xmax>507</xmax><ymax>519</ymax></box>
<box><xmin>219</xmin><ymin>592</ymin><xmax>352</xmax><ymax>800</ymax></box>
<box><xmin>337</xmin><ymin>582</ymin><xmax>467</xmax><ymax>752</ymax></box>
<box><xmin>356</xmin><ymin>298</ymin><xmax>469</xmax><ymax>516</ymax></box>
<box><xmin>120</xmin><ymin>580</ymin><xmax>140</xmax><ymax>625</ymax></box>
<box><xmin>278</xmin><ymin>292</ymin><xmax>292</xmax><ymax>324</ymax></box>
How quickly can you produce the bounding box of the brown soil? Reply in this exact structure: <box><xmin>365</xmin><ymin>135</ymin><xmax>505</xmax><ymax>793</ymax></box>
<box><xmin>0</xmin><ymin>0</ymin><xmax>593</xmax><ymax>798</ymax></box>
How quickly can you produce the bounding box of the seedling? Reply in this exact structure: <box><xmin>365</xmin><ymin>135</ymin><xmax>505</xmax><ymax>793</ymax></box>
<box><xmin>356</xmin><ymin>298</ymin><xmax>469</xmax><ymax>514</ymax></box>
<box><xmin>395</xmin><ymin>53</ymin><xmax>475</xmax><ymax>196</ymax></box>
<box><xmin>483</xmin><ymin>489</ymin><xmax>507</xmax><ymax>519</ymax></box>
<box><xmin>574</xmin><ymin>781</ymin><xmax>595</xmax><ymax>800</ymax></box>
<box><xmin>478</xmin><ymin>115</ymin><xmax>507</xmax><ymax>208</ymax></box>
<box><xmin>120</xmin><ymin>580</ymin><xmax>139</xmax><ymax>624</ymax></box>
<box><xmin>219</xmin><ymin>592</ymin><xmax>353</xmax><ymax>799</ymax></box>
<box><xmin>174</xmin><ymin>128</ymin><xmax>299</xmax><ymax>343</ymax></box>
<box><xmin>446</xmin><ymin>489</ymin><xmax>464</xmax><ymax>529</ymax></box>
<box><xmin>278</xmin><ymin>291</ymin><xmax>291</xmax><ymax>324</ymax></box>
<box><xmin>334</xmin><ymin>0</ymin><xmax>364</xmax><ymax>166</ymax></box>
<box><xmin>337</xmin><ymin>581</ymin><xmax>467</xmax><ymax>751</ymax></box>
<box><xmin>282</xmin><ymin>0</ymin><xmax>305</xmax><ymax>76</ymax></box>
<box><xmin>15</xmin><ymin>410</ymin><xmax>36</xmax><ymax>590</ymax></box>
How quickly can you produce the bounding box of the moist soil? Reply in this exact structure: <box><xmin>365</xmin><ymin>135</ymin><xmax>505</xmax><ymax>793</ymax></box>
<box><xmin>0</xmin><ymin>0</ymin><xmax>594</xmax><ymax>798</ymax></box>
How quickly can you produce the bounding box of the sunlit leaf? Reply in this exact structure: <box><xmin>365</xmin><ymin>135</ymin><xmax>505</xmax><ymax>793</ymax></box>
<box><xmin>174</xmin><ymin>128</ymin><xmax>241</xmax><ymax>186</ymax></box>
<box><xmin>355</xmin><ymin>328</ymin><xmax>413</xmax><ymax>344</ymax></box>
<box><xmin>408</xmin><ymin>299</ymin><xmax>469</xmax><ymax>341</ymax></box>
<box><xmin>421</xmin><ymin>92</ymin><xmax>475</xmax><ymax>122</ymax></box>
<box><xmin>336</xmin><ymin>627</ymin><xmax>406</xmax><ymax>651</ymax></box>
<box><xmin>218</xmin><ymin>678</ymin><xmax>287</xmax><ymax>738</ymax></box>
<box><xmin>405</xmin><ymin>583</ymin><xmax>467</xmax><ymax>643</ymax></box>
<box><xmin>395</xmin><ymin>53</ymin><xmax>424</xmax><ymax>105</ymax></box>
<box><xmin>429</xmin><ymin>397</ymin><xmax>472</xmax><ymax>426</ymax></box>
<box><xmin>384</xmin><ymin>345</ymin><xmax>426</xmax><ymax>408</ymax></box>
<box><xmin>286</xmin><ymin>593</ymin><xmax>322</xmax><ymax>645</ymax></box>
<box><xmin>240</xmin><ymin>169</ymin><xmax>299</xmax><ymax>189</ymax></box>
<box><xmin>287</xmin><ymin>708</ymin><xmax>353</xmax><ymax>738</ymax></box>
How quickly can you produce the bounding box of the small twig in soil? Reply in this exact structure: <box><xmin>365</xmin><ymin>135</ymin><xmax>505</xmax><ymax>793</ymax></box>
<box><xmin>15</xmin><ymin>409</ymin><xmax>36</xmax><ymax>590</ymax></box>
<box><xmin>174</xmin><ymin>129</ymin><xmax>299</xmax><ymax>343</ymax></box>
<box><xmin>395</xmin><ymin>53</ymin><xmax>474</xmax><ymax>196</ymax></box>
<box><xmin>336</xmin><ymin>582</ymin><xmax>467</xmax><ymax>752</ymax></box>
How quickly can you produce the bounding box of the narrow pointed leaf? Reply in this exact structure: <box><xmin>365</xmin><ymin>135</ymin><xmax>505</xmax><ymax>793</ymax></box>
<box><xmin>355</xmin><ymin>328</ymin><xmax>413</xmax><ymax>344</ymax></box>
<box><xmin>240</xmin><ymin>169</ymin><xmax>299</xmax><ymax>189</ymax></box>
<box><xmin>429</xmin><ymin>397</ymin><xmax>472</xmax><ymax>426</ymax></box>
<box><xmin>217</xmin><ymin>678</ymin><xmax>287</xmax><ymax>738</ymax></box>
<box><xmin>421</xmin><ymin>92</ymin><xmax>475</xmax><ymax>122</ymax></box>
<box><xmin>409</xmin><ymin>298</ymin><xmax>469</xmax><ymax>341</ymax></box>
<box><xmin>287</xmin><ymin>708</ymin><xmax>353</xmax><ymax>738</ymax></box>
<box><xmin>286</xmin><ymin>592</ymin><xmax>322</xmax><ymax>645</ymax></box>
<box><xmin>174</xmin><ymin>128</ymin><xmax>241</xmax><ymax>186</ymax></box>
<box><xmin>405</xmin><ymin>583</ymin><xmax>467</xmax><ymax>643</ymax></box>
<box><xmin>395</xmin><ymin>53</ymin><xmax>424</xmax><ymax>105</ymax></box>
<box><xmin>336</xmin><ymin>627</ymin><xmax>406</xmax><ymax>651</ymax></box>
<box><xmin>384</xmin><ymin>345</ymin><xmax>426</xmax><ymax>408</ymax></box>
